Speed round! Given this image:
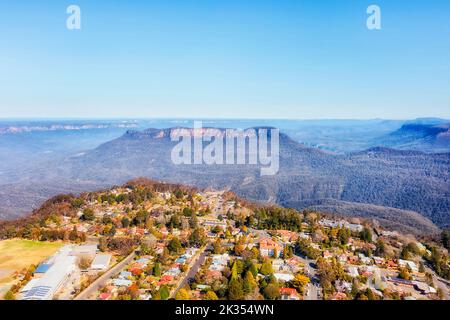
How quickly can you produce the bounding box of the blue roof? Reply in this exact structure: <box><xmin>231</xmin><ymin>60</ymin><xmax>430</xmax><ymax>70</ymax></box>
<box><xmin>113</xmin><ymin>279</ymin><xmax>132</xmax><ymax>287</ymax></box>
<box><xmin>136</xmin><ymin>258</ymin><xmax>150</xmax><ymax>264</ymax></box>
<box><xmin>35</xmin><ymin>263</ymin><xmax>52</xmax><ymax>274</ymax></box>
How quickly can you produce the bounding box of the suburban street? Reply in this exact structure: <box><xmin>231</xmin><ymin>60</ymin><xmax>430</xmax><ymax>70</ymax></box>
<box><xmin>170</xmin><ymin>244</ymin><xmax>210</xmax><ymax>298</ymax></box>
<box><xmin>295</xmin><ymin>253</ymin><xmax>320</xmax><ymax>300</ymax></box>
<box><xmin>74</xmin><ymin>251</ymin><xmax>136</xmax><ymax>300</ymax></box>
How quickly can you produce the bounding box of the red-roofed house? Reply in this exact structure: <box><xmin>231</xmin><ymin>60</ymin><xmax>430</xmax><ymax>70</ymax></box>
<box><xmin>259</xmin><ymin>238</ymin><xmax>283</xmax><ymax>258</ymax></box>
<box><xmin>331</xmin><ymin>292</ymin><xmax>347</xmax><ymax>300</ymax></box>
<box><xmin>131</xmin><ymin>262</ymin><xmax>145</xmax><ymax>270</ymax></box>
<box><xmin>131</xmin><ymin>227</ymin><xmax>146</xmax><ymax>236</ymax></box>
<box><xmin>275</xmin><ymin>230</ymin><xmax>299</xmax><ymax>243</ymax></box>
<box><xmin>348</xmin><ymin>255</ymin><xmax>359</xmax><ymax>264</ymax></box>
<box><xmin>130</xmin><ymin>268</ymin><xmax>143</xmax><ymax>276</ymax></box>
<box><xmin>279</xmin><ymin>287</ymin><xmax>299</xmax><ymax>300</ymax></box>
<box><xmin>158</xmin><ymin>275</ymin><xmax>174</xmax><ymax>285</ymax></box>
<box><xmin>387</xmin><ymin>260</ymin><xmax>398</xmax><ymax>270</ymax></box>
<box><xmin>98</xmin><ymin>292</ymin><xmax>111</xmax><ymax>300</ymax></box>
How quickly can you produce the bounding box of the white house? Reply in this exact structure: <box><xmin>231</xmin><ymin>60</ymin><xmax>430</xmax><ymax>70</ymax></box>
<box><xmin>347</xmin><ymin>266</ymin><xmax>359</xmax><ymax>278</ymax></box>
<box><xmin>273</xmin><ymin>273</ymin><xmax>294</xmax><ymax>282</ymax></box>
<box><xmin>113</xmin><ymin>279</ymin><xmax>132</xmax><ymax>287</ymax></box>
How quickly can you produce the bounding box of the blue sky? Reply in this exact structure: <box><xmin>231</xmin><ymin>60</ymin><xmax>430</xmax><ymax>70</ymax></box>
<box><xmin>0</xmin><ymin>0</ymin><xmax>449</xmax><ymax>119</ymax></box>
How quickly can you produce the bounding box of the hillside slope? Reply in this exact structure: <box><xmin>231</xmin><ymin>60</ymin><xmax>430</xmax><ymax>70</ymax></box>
<box><xmin>281</xmin><ymin>198</ymin><xmax>440</xmax><ymax>236</ymax></box>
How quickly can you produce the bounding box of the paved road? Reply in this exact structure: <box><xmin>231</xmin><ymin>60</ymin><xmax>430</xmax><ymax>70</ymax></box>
<box><xmin>295</xmin><ymin>253</ymin><xmax>320</xmax><ymax>300</ymax></box>
<box><xmin>171</xmin><ymin>245</ymin><xmax>210</xmax><ymax>298</ymax></box>
<box><xmin>74</xmin><ymin>251</ymin><xmax>136</xmax><ymax>300</ymax></box>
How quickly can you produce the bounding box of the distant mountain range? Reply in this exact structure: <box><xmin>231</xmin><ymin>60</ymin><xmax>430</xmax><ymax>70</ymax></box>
<box><xmin>0</xmin><ymin>126</ymin><xmax>448</xmax><ymax>235</ymax></box>
<box><xmin>376</xmin><ymin>123</ymin><xmax>450</xmax><ymax>153</ymax></box>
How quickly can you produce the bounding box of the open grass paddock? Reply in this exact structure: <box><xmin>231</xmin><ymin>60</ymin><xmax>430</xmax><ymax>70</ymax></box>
<box><xmin>0</xmin><ymin>239</ymin><xmax>63</xmax><ymax>285</ymax></box>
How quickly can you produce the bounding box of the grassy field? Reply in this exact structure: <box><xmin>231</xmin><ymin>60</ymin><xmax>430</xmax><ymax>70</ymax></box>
<box><xmin>0</xmin><ymin>239</ymin><xmax>64</xmax><ymax>285</ymax></box>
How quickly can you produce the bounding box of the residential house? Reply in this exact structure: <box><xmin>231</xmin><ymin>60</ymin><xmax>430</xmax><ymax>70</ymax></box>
<box><xmin>275</xmin><ymin>230</ymin><xmax>299</xmax><ymax>243</ymax></box>
<box><xmin>372</xmin><ymin>256</ymin><xmax>385</xmax><ymax>266</ymax></box>
<box><xmin>113</xmin><ymin>279</ymin><xmax>132</xmax><ymax>287</ymax></box>
<box><xmin>338</xmin><ymin>254</ymin><xmax>348</xmax><ymax>264</ymax></box>
<box><xmin>272</xmin><ymin>259</ymin><xmax>285</xmax><ymax>272</ymax></box>
<box><xmin>279</xmin><ymin>288</ymin><xmax>299</xmax><ymax>300</ymax></box>
<box><xmin>358</xmin><ymin>253</ymin><xmax>372</xmax><ymax>265</ymax></box>
<box><xmin>335</xmin><ymin>280</ymin><xmax>352</xmax><ymax>292</ymax></box>
<box><xmin>331</xmin><ymin>292</ymin><xmax>347</xmax><ymax>300</ymax></box>
<box><xmin>347</xmin><ymin>266</ymin><xmax>359</xmax><ymax>278</ymax></box>
<box><xmin>386</xmin><ymin>260</ymin><xmax>398</xmax><ymax>270</ymax></box>
<box><xmin>119</xmin><ymin>271</ymin><xmax>132</xmax><ymax>279</ymax></box>
<box><xmin>158</xmin><ymin>275</ymin><xmax>174</xmax><ymax>286</ymax></box>
<box><xmin>259</xmin><ymin>238</ymin><xmax>283</xmax><ymax>258</ymax></box>
<box><xmin>98</xmin><ymin>292</ymin><xmax>112</xmax><ymax>300</ymax></box>
<box><xmin>273</xmin><ymin>273</ymin><xmax>294</xmax><ymax>282</ymax></box>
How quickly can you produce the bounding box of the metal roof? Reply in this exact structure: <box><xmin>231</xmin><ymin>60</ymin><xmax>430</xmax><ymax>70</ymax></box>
<box><xmin>35</xmin><ymin>263</ymin><xmax>52</xmax><ymax>274</ymax></box>
<box><xmin>22</xmin><ymin>247</ymin><xmax>76</xmax><ymax>300</ymax></box>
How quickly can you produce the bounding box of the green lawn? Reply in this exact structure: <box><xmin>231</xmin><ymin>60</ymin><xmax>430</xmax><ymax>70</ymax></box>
<box><xmin>0</xmin><ymin>239</ymin><xmax>64</xmax><ymax>285</ymax></box>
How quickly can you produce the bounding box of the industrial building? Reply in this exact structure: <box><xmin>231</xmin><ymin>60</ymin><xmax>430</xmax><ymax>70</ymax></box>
<box><xmin>90</xmin><ymin>253</ymin><xmax>112</xmax><ymax>270</ymax></box>
<box><xmin>21</xmin><ymin>246</ymin><xmax>77</xmax><ymax>300</ymax></box>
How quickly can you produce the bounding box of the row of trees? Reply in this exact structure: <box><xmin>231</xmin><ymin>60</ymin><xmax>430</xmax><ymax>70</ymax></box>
<box><xmin>253</xmin><ymin>207</ymin><xmax>304</xmax><ymax>231</ymax></box>
<box><xmin>98</xmin><ymin>236</ymin><xmax>139</xmax><ymax>255</ymax></box>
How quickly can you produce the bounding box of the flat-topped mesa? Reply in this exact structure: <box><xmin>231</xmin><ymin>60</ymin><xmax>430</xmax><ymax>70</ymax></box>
<box><xmin>124</xmin><ymin>126</ymin><xmax>280</xmax><ymax>139</ymax></box>
<box><xmin>123</xmin><ymin>127</ymin><xmax>291</xmax><ymax>149</ymax></box>
<box><xmin>396</xmin><ymin>123</ymin><xmax>450</xmax><ymax>137</ymax></box>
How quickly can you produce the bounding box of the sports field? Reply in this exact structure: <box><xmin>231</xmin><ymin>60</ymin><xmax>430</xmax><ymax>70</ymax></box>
<box><xmin>0</xmin><ymin>239</ymin><xmax>63</xmax><ymax>285</ymax></box>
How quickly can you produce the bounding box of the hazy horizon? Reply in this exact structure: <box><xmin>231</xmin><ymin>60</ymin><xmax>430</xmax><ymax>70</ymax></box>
<box><xmin>0</xmin><ymin>116</ymin><xmax>448</xmax><ymax>122</ymax></box>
